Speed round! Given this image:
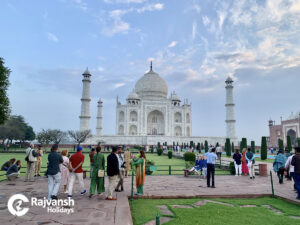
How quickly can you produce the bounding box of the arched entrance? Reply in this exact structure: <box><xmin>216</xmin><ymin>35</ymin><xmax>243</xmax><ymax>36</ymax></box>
<box><xmin>287</xmin><ymin>129</ymin><xmax>297</xmax><ymax>146</ymax></box>
<box><xmin>147</xmin><ymin>110</ymin><xmax>165</xmax><ymax>135</ymax></box>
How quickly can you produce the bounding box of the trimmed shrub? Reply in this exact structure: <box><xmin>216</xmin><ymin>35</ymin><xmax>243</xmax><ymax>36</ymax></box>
<box><xmin>157</xmin><ymin>142</ymin><xmax>160</xmax><ymax>149</ymax></box>
<box><xmin>261</xmin><ymin>136</ymin><xmax>267</xmax><ymax>160</ymax></box>
<box><xmin>150</xmin><ymin>148</ymin><xmax>154</xmax><ymax>153</ymax></box>
<box><xmin>231</xmin><ymin>142</ymin><xmax>235</xmax><ymax>153</ymax></box>
<box><xmin>168</xmin><ymin>151</ymin><xmax>173</xmax><ymax>159</ymax></box>
<box><xmin>157</xmin><ymin>148</ymin><xmax>163</xmax><ymax>156</ymax></box>
<box><xmin>183</xmin><ymin>152</ymin><xmax>196</xmax><ymax>162</ymax></box>
<box><xmin>240</xmin><ymin>138</ymin><xmax>247</xmax><ymax>151</ymax></box>
<box><xmin>204</xmin><ymin>140</ymin><xmax>208</xmax><ymax>153</ymax></box>
<box><xmin>145</xmin><ymin>160</ymin><xmax>155</xmax><ymax>175</ymax></box>
<box><xmin>278</xmin><ymin>139</ymin><xmax>284</xmax><ymax>150</ymax></box>
<box><xmin>287</xmin><ymin>136</ymin><xmax>292</xmax><ymax>152</ymax></box>
<box><xmin>251</xmin><ymin>141</ymin><xmax>255</xmax><ymax>153</ymax></box>
<box><xmin>225</xmin><ymin>138</ymin><xmax>231</xmax><ymax>156</ymax></box>
<box><xmin>229</xmin><ymin>162</ymin><xmax>235</xmax><ymax>175</ymax></box>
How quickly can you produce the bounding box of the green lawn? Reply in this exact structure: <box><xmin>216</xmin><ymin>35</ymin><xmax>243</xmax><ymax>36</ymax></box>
<box><xmin>0</xmin><ymin>152</ymin><xmax>229</xmax><ymax>180</ymax></box>
<box><xmin>130</xmin><ymin>197</ymin><xmax>300</xmax><ymax>225</ymax></box>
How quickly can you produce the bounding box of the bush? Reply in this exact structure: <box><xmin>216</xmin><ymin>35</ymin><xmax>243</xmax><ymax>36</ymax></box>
<box><xmin>261</xmin><ymin>136</ymin><xmax>267</xmax><ymax>160</ymax></box>
<box><xmin>168</xmin><ymin>151</ymin><xmax>173</xmax><ymax>159</ymax></box>
<box><xmin>231</xmin><ymin>142</ymin><xmax>235</xmax><ymax>153</ymax></box>
<box><xmin>251</xmin><ymin>141</ymin><xmax>255</xmax><ymax>153</ymax></box>
<box><xmin>183</xmin><ymin>152</ymin><xmax>196</xmax><ymax>162</ymax></box>
<box><xmin>157</xmin><ymin>148</ymin><xmax>163</xmax><ymax>156</ymax></box>
<box><xmin>229</xmin><ymin>162</ymin><xmax>235</xmax><ymax>175</ymax></box>
<box><xmin>150</xmin><ymin>148</ymin><xmax>154</xmax><ymax>153</ymax></box>
<box><xmin>204</xmin><ymin>140</ymin><xmax>208</xmax><ymax>152</ymax></box>
<box><xmin>185</xmin><ymin>161</ymin><xmax>195</xmax><ymax>170</ymax></box>
<box><xmin>240</xmin><ymin>138</ymin><xmax>247</xmax><ymax>151</ymax></box>
<box><xmin>145</xmin><ymin>160</ymin><xmax>155</xmax><ymax>175</ymax></box>
<box><xmin>225</xmin><ymin>138</ymin><xmax>231</xmax><ymax>156</ymax></box>
<box><xmin>278</xmin><ymin>139</ymin><xmax>284</xmax><ymax>150</ymax></box>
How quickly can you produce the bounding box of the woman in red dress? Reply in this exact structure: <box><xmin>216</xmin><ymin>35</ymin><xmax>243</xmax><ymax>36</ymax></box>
<box><xmin>241</xmin><ymin>148</ymin><xmax>249</xmax><ymax>176</ymax></box>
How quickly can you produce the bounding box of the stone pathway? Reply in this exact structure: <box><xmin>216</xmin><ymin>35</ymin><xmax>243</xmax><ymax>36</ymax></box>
<box><xmin>0</xmin><ymin>174</ymin><xmax>299</xmax><ymax>225</ymax></box>
<box><xmin>262</xmin><ymin>205</ymin><xmax>283</xmax><ymax>215</ymax></box>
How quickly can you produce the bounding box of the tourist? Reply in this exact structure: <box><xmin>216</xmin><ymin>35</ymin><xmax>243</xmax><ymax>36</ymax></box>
<box><xmin>291</xmin><ymin>147</ymin><xmax>300</xmax><ymax>200</ymax></box>
<box><xmin>89</xmin><ymin>146</ymin><xmax>105</xmax><ymax>198</ymax></box>
<box><xmin>284</xmin><ymin>149</ymin><xmax>291</xmax><ymax>179</ymax></box>
<box><xmin>68</xmin><ymin>146</ymin><xmax>86</xmax><ymax>198</ymax></box>
<box><xmin>124</xmin><ymin>148</ymin><xmax>132</xmax><ymax>177</ymax></box>
<box><xmin>132</xmin><ymin>150</ymin><xmax>146</xmax><ymax>195</ymax></box>
<box><xmin>241</xmin><ymin>148</ymin><xmax>249</xmax><ymax>176</ymax></box>
<box><xmin>106</xmin><ymin>146</ymin><xmax>120</xmax><ymax>200</ymax></box>
<box><xmin>201</xmin><ymin>156</ymin><xmax>207</xmax><ymax>178</ymax></box>
<box><xmin>25</xmin><ymin>144</ymin><xmax>39</xmax><ymax>182</ymax></box>
<box><xmin>89</xmin><ymin>147</ymin><xmax>96</xmax><ymax>178</ymax></box>
<box><xmin>6</xmin><ymin>160</ymin><xmax>22</xmax><ymax>181</ymax></box>
<box><xmin>189</xmin><ymin>156</ymin><xmax>202</xmax><ymax>173</ymax></box>
<box><xmin>115</xmin><ymin>148</ymin><xmax>125</xmax><ymax>192</ymax></box>
<box><xmin>1</xmin><ymin>158</ymin><xmax>16</xmax><ymax>171</ymax></box>
<box><xmin>47</xmin><ymin>144</ymin><xmax>63</xmax><ymax>200</ymax></box>
<box><xmin>233</xmin><ymin>150</ymin><xmax>242</xmax><ymax>176</ymax></box>
<box><xmin>285</xmin><ymin>152</ymin><xmax>296</xmax><ymax>190</ymax></box>
<box><xmin>206</xmin><ymin>148</ymin><xmax>217</xmax><ymax>188</ymax></box>
<box><xmin>60</xmin><ymin>149</ymin><xmax>70</xmax><ymax>193</ymax></box>
<box><xmin>216</xmin><ymin>145</ymin><xmax>222</xmax><ymax>160</ymax></box>
<box><xmin>245</xmin><ymin>148</ymin><xmax>255</xmax><ymax>179</ymax></box>
<box><xmin>35</xmin><ymin>145</ymin><xmax>43</xmax><ymax>177</ymax></box>
<box><xmin>273</xmin><ymin>149</ymin><xmax>287</xmax><ymax>184</ymax></box>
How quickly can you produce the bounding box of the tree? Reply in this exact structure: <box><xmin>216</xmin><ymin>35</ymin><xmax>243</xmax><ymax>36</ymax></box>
<box><xmin>49</xmin><ymin>129</ymin><xmax>67</xmax><ymax>144</ymax></box>
<box><xmin>261</xmin><ymin>136</ymin><xmax>267</xmax><ymax>160</ymax></box>
<box><xmin>287</xmin><ymin>135</ymin><xmax>292</xmax><ymax>152</ymax></box>
<box><xmin>0</xmin><ymin>58</ymin><xmax>11</xmax><ymax>125</ymax></box>
<box><xmin>225</xmin><ymin>138</ymin><xmax>231</xmax><ymax>156</ymax></box>
<box><xmin>68</xmin><ymin>130</ymin><xmax>92</xmax><ymax>145</ymax></box>
<box><xmin>231</xmin><ymin>142</ymin><xmax>235</xmax><ymax>153</ymax></box>
<box><xmin>251</xmin><ymin>141</ymin><xmax>255</xmax><ymax>153</ymax></box>
<box><xmin>36</xmin><ymin>129</ymin><xmax>53</xmax><ymax>148</ymax></box>
<box><xmin>196</xmin><ymin>142</ymin><xmax>200</xmax><ymax>151</ymax></box>
<box><xmin>216</xmin><ymin>142</ymin><xmax>219</xmax><ymax>147</ymax></box>
<box><xmin>278</xmin><ymin>138</ymin><xmax>284</xmax><ymax>150</ymax></box>
<box><xmin>204</xmin><ymin>140</ymin><xmax>208</xmax><ymax>152</ymax></box>
<box><xmin>157</xmin><ymin>142</ymin><xmax>161</xmax><ymax>149</ymax></box>
<box><xmin>240</xmin><ymin>138</ymin><xmax>247</xmax><ymax>151</ymax></box>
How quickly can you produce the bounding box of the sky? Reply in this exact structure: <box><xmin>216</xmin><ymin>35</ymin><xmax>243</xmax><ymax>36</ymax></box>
<box><xmin>1</xmin><ymin>0</ymin><xmax>300</xmax><ymax>143</ymax></box>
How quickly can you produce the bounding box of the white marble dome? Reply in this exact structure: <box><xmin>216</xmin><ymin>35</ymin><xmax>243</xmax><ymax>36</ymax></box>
<box><xmin>135</xmin><ymin>69</ymin><xmax>168</xmax><ymax>99</ymax></box>
<box><xmin>127</xmin><ymin>90</ymin><xmax>140</xmax><ymax>99</ymax></box>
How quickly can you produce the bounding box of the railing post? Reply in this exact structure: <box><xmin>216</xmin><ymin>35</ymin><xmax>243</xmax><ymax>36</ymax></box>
<box><xmin>130</xmin><ymin>169</ymin><xmax>134</xmax><ymax>202</ymax></box>
<box><xmin>156</xmin><ymin>214</ymin><xmax>160</xmax><ymax>225</ymax></box>
<box><xmin>169</xmin><ymin>165</ymin><xmax>171</xmax><ymax>175</ymax></box>
<box><xmin>270</xmin><ymin>170</ymin><xmax>274</xmax><ymax>198</ymax></box>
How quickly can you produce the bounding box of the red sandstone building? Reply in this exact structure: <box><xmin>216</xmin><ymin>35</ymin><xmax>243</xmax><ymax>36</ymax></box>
<box><xmin>268</xmin><ymin>112</ymin><xmax>300</xmax><ymax>147</ymax></box>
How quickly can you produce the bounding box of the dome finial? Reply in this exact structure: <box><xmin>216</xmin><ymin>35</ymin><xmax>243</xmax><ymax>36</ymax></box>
<box><xmin>150</xmin><ymin>61</ymin><xmax>153</xmax><ymax>71</ymax></box>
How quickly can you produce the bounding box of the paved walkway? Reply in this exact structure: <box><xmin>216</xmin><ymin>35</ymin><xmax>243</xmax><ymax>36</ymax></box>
<box><xmin>0</xmin><ymin>173</ymin><xmax>299</xmax><ymax>225</ymax></box>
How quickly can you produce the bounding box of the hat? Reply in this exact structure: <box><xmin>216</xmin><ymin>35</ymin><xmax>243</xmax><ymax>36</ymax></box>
<box><xmin>77</xmin><ymin>146</ymin><xmax>83</xmax><ymax>151</ymax></box>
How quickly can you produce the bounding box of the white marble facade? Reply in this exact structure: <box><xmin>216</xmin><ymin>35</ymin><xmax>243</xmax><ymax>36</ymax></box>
<box><xmin>115</xmin><ymin>64</ymin><xmax>192</xmax><ymax>137</ymax></box>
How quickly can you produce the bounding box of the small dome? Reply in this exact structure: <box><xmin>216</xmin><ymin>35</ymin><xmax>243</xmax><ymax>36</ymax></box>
<box><xmin>83</xmin><ymin>67</ymin><xmax>91</xmax><ymax>75</ymax></box>
<box><xmin>170</xmin><ymin>92</ymin><xmax>180</xmax><ymax>101</ymax></box>
<box><xmin>135</xmin><ymin>63</ymin><xmax>168</xmax><ymax>99</ymax></box>
<box><xmin>225</xmin><ymin>76</ymin><xmax>233</xmax><ymax>83</ymax></box>
<box><xmin>127</xmin><ymin>90</ymin><xmax>140</xmax><ymax>100</ymax></box>
<box><xmin>287</xmin><ymin>111</ymin><xmax>300</xmax><ymax>120</ymax></box>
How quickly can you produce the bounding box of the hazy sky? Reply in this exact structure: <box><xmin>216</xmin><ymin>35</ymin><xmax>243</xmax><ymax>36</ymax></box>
<box><xmin>1</xmin><ymin>0</ymin><xmax>300</xmax><ymax>143</ymax></box>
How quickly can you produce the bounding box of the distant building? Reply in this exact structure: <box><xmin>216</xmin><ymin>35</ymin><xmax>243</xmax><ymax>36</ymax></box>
<box><xmin>268</xmin><ymin>112</ymin><xmax>300</xmax><ymax>147</ymax></box>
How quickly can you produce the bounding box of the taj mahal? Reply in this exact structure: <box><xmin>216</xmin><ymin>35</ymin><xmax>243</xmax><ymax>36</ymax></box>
<box><xmin>79</xmin><ymin>62</ymin><xmax>238</xmax><ymax>146</ymax></box>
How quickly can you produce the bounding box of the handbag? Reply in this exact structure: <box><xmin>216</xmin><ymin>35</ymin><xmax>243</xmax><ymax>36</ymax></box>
<box><xmin>98</xmin><ymin>170</ymin><xmax>105</xmax><ymax>178</ymax></box>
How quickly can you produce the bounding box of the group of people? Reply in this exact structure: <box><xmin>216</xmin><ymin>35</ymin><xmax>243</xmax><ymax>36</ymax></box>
<box><xmin>44</xmin><ymin>144</ymin><xmax>146</xmax><ymax>200</ymax></box>
<box><xmin>1</xmin><ymin>158</ymin><xmax>22</xmax><ymax>181</ymax></box>
<box><xmin>273</xmin><ymin>147</ymin><xmax>300</xmax><ymax>200</ymax></box>
<box><xmin>189</xmin><ymin>155</ymin><xmax>207</xmax><ymax>177</ymax></box>
<box><xmin>232</xmin><ymin>148</ymin><xmax>256</xmax><ymax>179</ymax></box>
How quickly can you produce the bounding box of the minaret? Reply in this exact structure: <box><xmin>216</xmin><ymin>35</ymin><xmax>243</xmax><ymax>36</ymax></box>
<box><xmin>225</xmin><ymin>76</ymin><xmax>236</xmax><ymax>138</ymax></box>
<box><xmin>96</xmin><ymin>98</ymin><xmax>103</xmax><ymax>136</ymax></box>
<box><xmin>79</xmin><ymin>68</ymin><xmax>91</xmax><ymax>131</ymax></box>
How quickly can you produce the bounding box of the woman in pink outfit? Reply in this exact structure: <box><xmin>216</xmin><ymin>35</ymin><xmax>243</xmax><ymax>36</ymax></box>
<box><xmin>241</xmin><ymin>148</ymin><xmax>249</xmax><ymax>176</ymax></box>
<box><xmin>60</xmin><ymin>149</ymin><xmax>70</xmax><ymax>193</ymax></box>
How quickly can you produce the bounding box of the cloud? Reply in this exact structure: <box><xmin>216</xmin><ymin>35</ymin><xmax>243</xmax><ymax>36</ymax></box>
<box><xmin>192</xmin><ymin>21</ymin><xmax>197</xmax><ymax>40</ymax></box>
<box><xmin>114</xmin><ymin>82</ymin><xmax>126</xmax><ymax>88</ymax></box>
<box><xmin>136</xmin><ymin>3</ymin><xmax>164</xmax><ymax>13</ymax></box>
<box><xmin>168</xmin><ymin>41</ymin><xmax>177</xmax><ymax>48</ymax></box>
<box><xmin>202</xmin><ymin>16</ymin><xmax>210</xmax><ymax>26</ymax></box>
<box><xmin>46</xmin><ymin>32</ymin><xmax>59</xmax><ymax>42</ymax></box>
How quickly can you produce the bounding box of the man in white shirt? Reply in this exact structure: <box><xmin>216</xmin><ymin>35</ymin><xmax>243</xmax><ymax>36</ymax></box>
<box><xmin>115</xmin><ymin>150</ymin><xmax>125</xmax><ymax>192</ymax></box>
<box><xmin>285</xmin><ymin>153</ymin><xmax>296</xmax><ymax>190</ymax></box>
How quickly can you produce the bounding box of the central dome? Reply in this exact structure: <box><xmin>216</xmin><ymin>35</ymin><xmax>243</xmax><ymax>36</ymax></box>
<box><xmin>135</xmin><ymin>63</ymin><xmax>168</xmax><ymax>99</ymax></box>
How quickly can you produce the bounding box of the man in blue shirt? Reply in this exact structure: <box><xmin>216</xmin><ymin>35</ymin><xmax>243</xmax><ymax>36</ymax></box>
<box><xmin>206</xmin><ymin>148</ymin><xmax>217</xmax><ymax>188</ymax></box>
